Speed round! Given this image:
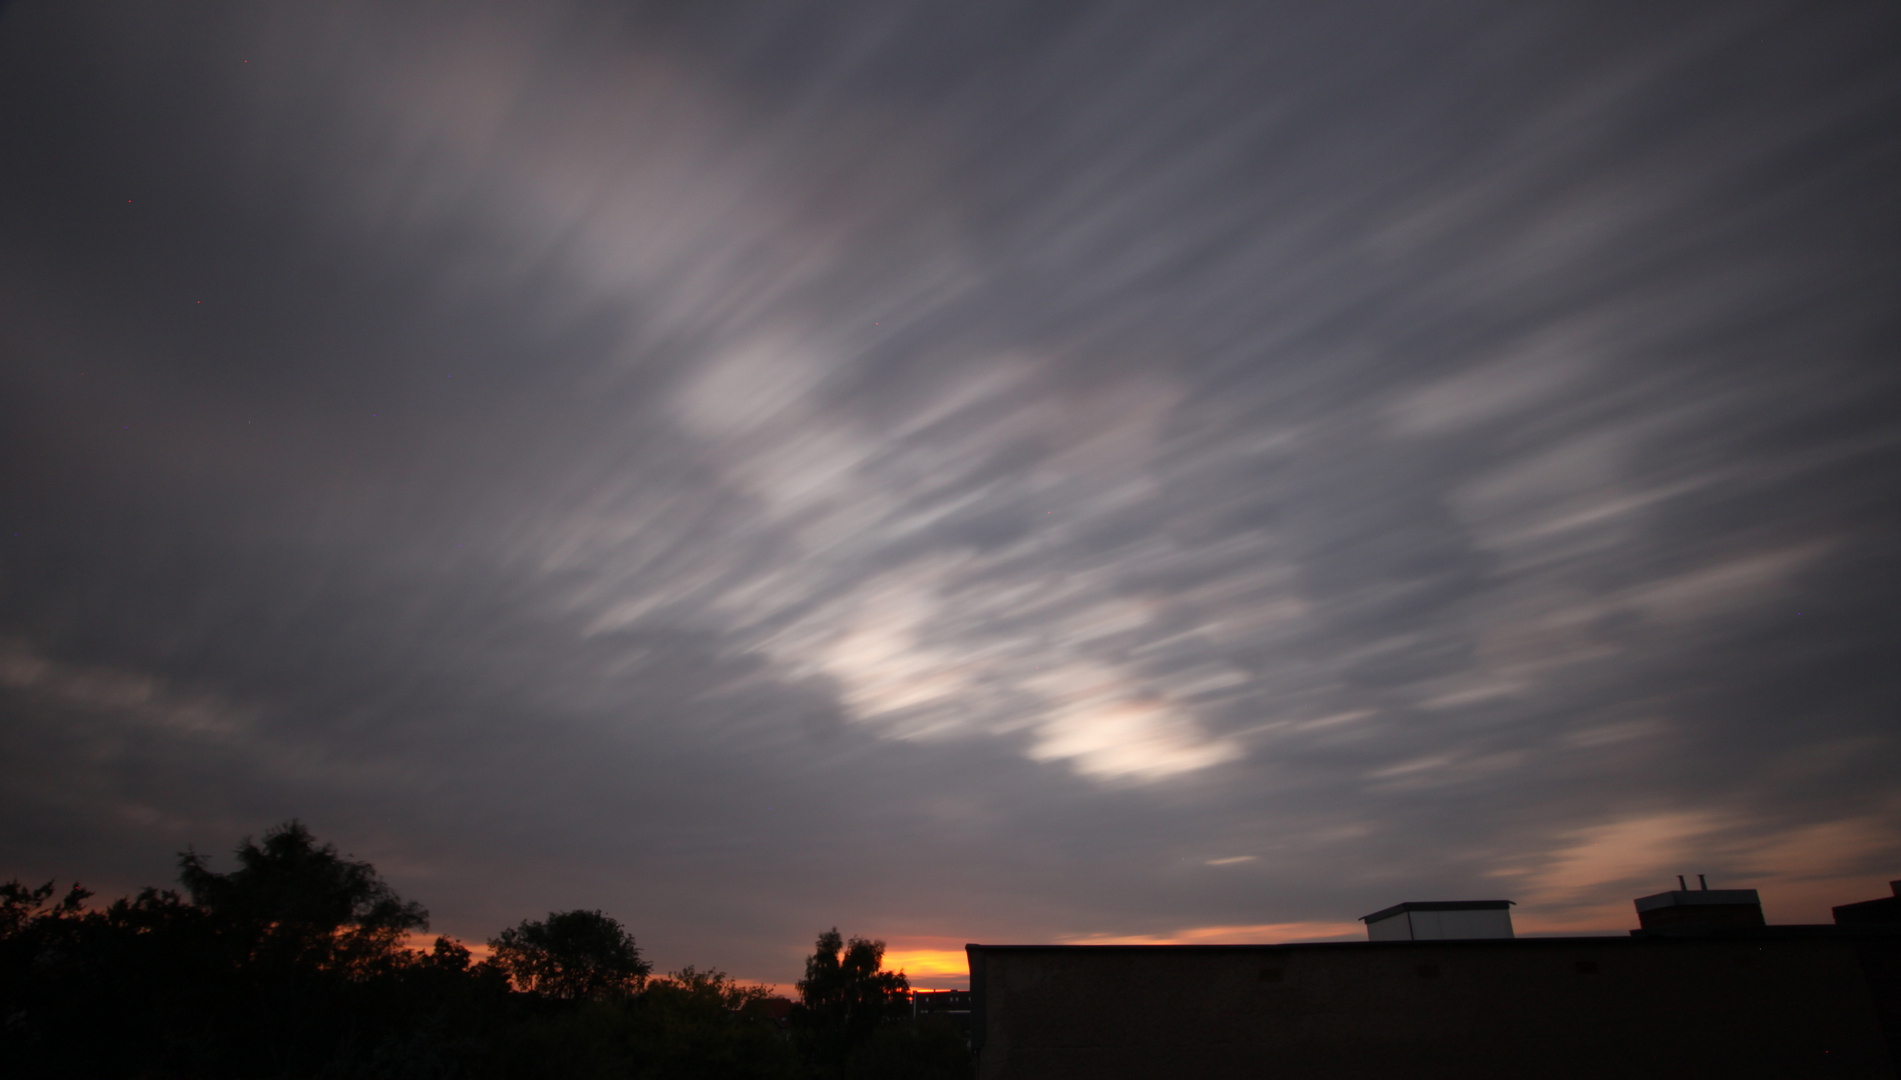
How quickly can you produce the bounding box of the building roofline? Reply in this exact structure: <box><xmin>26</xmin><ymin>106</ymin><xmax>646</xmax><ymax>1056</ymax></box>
<box><xmin>1632</xmin><ymin>889</ymin><xmax>1760</xmax><ymax>913</ymax></box>
<box><xmin>1359</xmin><ymin>900</ymin><xmax>1515</xmax><ymax>923</ymax></box>
<box><xmin>964</xmin><ymin>925</ymin><xmax>1901</xmax><ymax>954</ymax></box>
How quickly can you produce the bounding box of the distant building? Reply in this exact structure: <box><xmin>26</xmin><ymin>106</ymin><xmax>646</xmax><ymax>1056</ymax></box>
<box><xmin>966</xmin><ymin>880</ymin><xmax>1901</xmax><ymax>1079</ymax></box>
<box><xmin>912</xmin><ymin>987</ymin><xmax>973</xmax><ymax>1035</ymax></box>
<box><xmin>1361</xmin><ymin>899</ymin><xmax>1514</xmax><ymax>940</ymax></box>
<box><xmin>744</xmin><ymin>995</ymin><xmax>794</xmax><ymax>1027</ymax></box>
<box><xmin>1633</xmin><ymin>875</ymin><xmax>1765</xmax><ymax>930</ymax></box>
<box><xmin>1835</xmin><ymin>880</ymin><xmax>1901</xmax><ymax>926</ymax></box>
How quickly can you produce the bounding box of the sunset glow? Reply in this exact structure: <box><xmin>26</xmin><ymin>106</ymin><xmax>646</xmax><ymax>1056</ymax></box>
<box><xmin>2</xmin><ymin>0</ymin><xmax>1895</xmax><ymax>994</ymax></box>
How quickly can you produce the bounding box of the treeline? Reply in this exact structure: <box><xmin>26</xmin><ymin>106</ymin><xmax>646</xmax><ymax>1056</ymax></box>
<box><xmin>0</xmin><ymin>821</ymin><xmax>969</xmax><ymax>1079</ymax></box>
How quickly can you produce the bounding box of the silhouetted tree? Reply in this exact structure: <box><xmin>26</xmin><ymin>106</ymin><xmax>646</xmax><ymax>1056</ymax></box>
<box><xmin>482</xmin><ymin>964</ymin><xmax>803</xmax><ymax>1080</ymax></box>
<box><xmin>0</xmin><ymin>822</ymin><xmax>512</xmax><ymax>1078</ymax></box>
<box><xmin>841</xmin><ymin>1019</ymin><xmax>972</xmax><ymax>1080</ymax></box>
<box><xmin>648</xmin><ymin>964</ymin><xmax>774</xmax><ymax>1012</ymax></box>
<box><xmin>0</xmin><ymin>879</ymin><xmax>90</xmax><ymax>937</ymax></box>
<box><xmin>179</xmin><ymin>819</ymin><xmax>429</xmax><ymax>973</ymax></box>
<box><xmin>793</xmin><ymin>929</ymin><xmax>911</xmax><ymax>1071</ymax></box>
<box><xmin>629</xmin><ymin>967</ymin><xmax>802</xmax><ymax>1080</ymax></box>
<box><xmin>170</xmin><ymin>820</ymin><xmax>481</xmax><ymax>1075</ymax></box>
<box><xmin>0</xmin><ymin>879</ymin><xmax>104</xmax><ymax>1057</ymax></box>
<box><xmin>489</xmin><ymin>908</ymin><xmax>652</xmax><ymax>1000</ymax></box>
<box><xmin>8</xmin><ymin>824</ymin><xmax>900</xmax><ymax>1080</ymax></box>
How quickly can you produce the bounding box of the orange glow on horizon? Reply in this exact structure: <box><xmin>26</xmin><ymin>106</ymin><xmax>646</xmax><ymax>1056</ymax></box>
<box><xmin>1056</xmin><ymin>920</ymin><xmax>1364</xmax><ymax>945</ymax></box>
<box><xmin>874</xmin><ymin>935</ymin><xmax>976</xmax><ymax>986</ymax></box>
<box><xmin>878</xmin><ymin>923</ymin><xmax>1367</xmax><ymax>980</ymax></box>
<box><xmin>879</xmin><ymin>947</ymin><xmax>971</xmax><ymax>980</ymax></box>
<box><xmin>401</xmin><ymin>932</ymin><xmax>494</xmax><ymax>962</ymax></box>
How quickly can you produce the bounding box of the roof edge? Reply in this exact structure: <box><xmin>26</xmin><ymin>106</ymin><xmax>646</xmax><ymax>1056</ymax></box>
<box><xmin>1632</xmin><ymin>889</ymin><xmax>1760</xmax><ymax>913</ymax></box>
<box><xmin>1359</xmin><ymin>900</ymin><xmax>1516</xmax><ymax>923</ymax></box>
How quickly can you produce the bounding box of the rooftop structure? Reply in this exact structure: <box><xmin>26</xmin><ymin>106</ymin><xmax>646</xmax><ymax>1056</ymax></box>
<box><xmin>1834</xmin><ymin>880</ymin><xmax>1901</xmax><ymax>926</ymax></box>
<box><xmin>964</xmin><ymin>877</ymin><xmax>1901</xmax><ymax>1079</ymax></box>
<box><xmin>1632</xmin><ymin>875</ymin><xmax>1764</xmax><ymax>931</ymax></box>
<box><xmin>1361</xmin><ymin>900</ymin><xmax>1514</xmax><ymax>941</ymax></box>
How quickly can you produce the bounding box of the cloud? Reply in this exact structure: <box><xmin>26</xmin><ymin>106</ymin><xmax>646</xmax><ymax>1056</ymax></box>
<box><xmin>0</xmin><ymin>639</ymin><xmax>252</xmax><ymax>741</ymax></box>
<box><xmin>1</xmin><ymin>0</ymin><xmax>1898</xmax><ymax>985</ymax></box>
<box><xmin>1387</xmin><ymin>338</ymin><xmax>1592</xmax><ymax>436</ymax></box>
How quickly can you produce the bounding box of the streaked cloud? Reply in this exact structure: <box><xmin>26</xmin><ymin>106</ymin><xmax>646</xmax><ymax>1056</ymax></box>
<box><xmin>1</xmin><ymin>0</ymin><xmax>1897</xmax><ymax>986</ymax></box>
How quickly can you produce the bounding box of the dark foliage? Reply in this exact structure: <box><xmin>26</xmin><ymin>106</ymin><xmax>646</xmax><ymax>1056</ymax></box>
<box><xmin>178</xmin><ymin>820</ymin><xmax>428</xmax><ymax>952</ymax></box>
<box><xmin>0</xmin><ymin>824</ymin><xmax>967</xmax><ymax>1078</ymax></box>
<box><xmin>489</xmin><ymin>909</ymin><xmax>652</xmax><ymax>1000</ymax></box>
<box><xmin>1</xmin><ymin>822</ymin><xmax>513</xmax><ymax>1078</ymax></box>
<box><xmin>842</xmin><ymin>1020</ymin><xmax>973</xmax><ymax>1080</ymax></box>
<box><xmin>484</xmin><ymin>967</ymin><xmax>802</xmax><ymax>1080</ymax></box>
<box><xmin>792</xmin><ymin>929</ymin><xmax>914</xmax><ymax>1074</ymax></box>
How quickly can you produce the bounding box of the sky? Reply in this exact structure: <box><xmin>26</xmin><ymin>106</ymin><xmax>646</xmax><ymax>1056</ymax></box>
<box><xmin>2</xmin><ymin>1</ymin><xmax>1898</xmax><ymax>990</ymax></box>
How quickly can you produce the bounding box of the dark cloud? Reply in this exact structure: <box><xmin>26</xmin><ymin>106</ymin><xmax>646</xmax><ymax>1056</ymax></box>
<box><xmin>3</xmin><ymin>1</ymin><xmax>1898</xmax><ymax>983</ymax></box>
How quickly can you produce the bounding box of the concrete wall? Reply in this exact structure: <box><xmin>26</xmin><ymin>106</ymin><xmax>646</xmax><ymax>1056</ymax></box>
<box><xmin>1410</xmin><ymin>907</ymin><xmax>1513</xmax><ymax>939</ymax></box>
<box><xmin>1364</xmin><ymin>913</ymin><xmax>1412</xmax><ymax>941</ymax></box>
<box><xmin>967</xmin><ymin>936</ymin><xmax>1896</xmax><ymax>1079</ymax></box>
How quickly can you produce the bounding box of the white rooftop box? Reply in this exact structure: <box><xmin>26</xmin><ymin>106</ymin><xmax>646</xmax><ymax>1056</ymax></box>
<box><xmin>1360</xmin><ymin>900</ymin><xmax>1515</xmax><ymax>941</ymax></box>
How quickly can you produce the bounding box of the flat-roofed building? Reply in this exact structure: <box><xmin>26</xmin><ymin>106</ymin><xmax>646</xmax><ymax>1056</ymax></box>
<box><xmin>1633</xmin><ymin>882</ymin><xmax>1765</xmax><ymax>931</ymax></box>
<box><xmin>1361</xmin><ymin>899</ymin><xmax>1514</xmax><ymax>941</ymax></box>
<box><xmin>1835</xmin><ymin>881</ymin><xmax>1901</xmax><ymax>926</ymax></box>
<box><xmin>964</xmin><ymin>881</ymin><xmax>1901</xmax><ymax>1079</ymax></box>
